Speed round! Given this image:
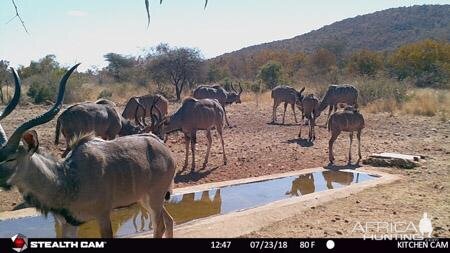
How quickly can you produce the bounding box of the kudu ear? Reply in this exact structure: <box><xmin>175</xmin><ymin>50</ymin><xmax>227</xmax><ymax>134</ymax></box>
<box><xmin>22</xmin><ymin>130</ymin><xmax>39</xmax><ymax>154</ymax></box>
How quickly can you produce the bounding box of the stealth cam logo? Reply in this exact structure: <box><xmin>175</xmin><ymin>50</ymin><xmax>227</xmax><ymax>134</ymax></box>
<box><xmin>11</xmin><ymin>234</ymin><xmax>28</xmax><ymax>252</ymax></box>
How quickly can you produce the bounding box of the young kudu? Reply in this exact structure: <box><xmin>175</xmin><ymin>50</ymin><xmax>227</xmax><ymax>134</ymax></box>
<box><xmin>152</xmin><ymin>97</ymin><xmax>227</xmax><ymax>171</ymax></box>
<box><xmin>298</xmin><ymin>94</ymin><xmax>320</xmax><ymax>142</ymax></box>
<box><xmin>271</xmin><ymin>85</ymin><xmax>305</xmax><ymax>124</ymax></box>
<box><xmin>193</xmin><ymin>83</ymin><xmax>242</xmax><ymax>127</ymax></box>
<box><xmin>55</xmin><ymin>98</ymin><xmax>147</xmax><ymax>157</ymax></box>
<box><xmin>328</xmin><ymin>106</ymin><xmax>365</xmax><ymax>165</ymax></box>
<box><xmin>0</xmin><ymin>64</ymin><xmax>176</xmax><ymax>238</ymax></box>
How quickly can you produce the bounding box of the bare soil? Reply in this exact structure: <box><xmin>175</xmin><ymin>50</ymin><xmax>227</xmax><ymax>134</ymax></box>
<box><xmin>0</xmin><ymin>100</ymin><xmax>449</xmax><ymax>237</ymax></box>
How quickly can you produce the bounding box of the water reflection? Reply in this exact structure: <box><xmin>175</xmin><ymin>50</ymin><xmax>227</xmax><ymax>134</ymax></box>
<box><xmin>286</xmin><ymin>174</ymin><xmax>315</xmax><ymax>196</ymax></box>
<box><xmin>2</xmin><ymin>171</ymin><xmax>377</xmax><ymax>238</ymax></box>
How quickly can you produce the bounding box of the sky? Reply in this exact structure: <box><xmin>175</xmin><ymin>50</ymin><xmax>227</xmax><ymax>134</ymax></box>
<box><xmin>0</xmin><ymin>0</ymin><xmax>448</xmax><ymax>71</ymax></box>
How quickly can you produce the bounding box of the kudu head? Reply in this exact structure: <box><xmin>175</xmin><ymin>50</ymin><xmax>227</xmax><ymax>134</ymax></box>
<box><xmin>295</xmin><ymin>87</ymin><xmax>306</xmax><ymax>108</ymax></box>
<box><xmin>118</xmin><ymin>98</ymin><xmax>147</xmax><ymax>136</ymax></box>
<box><xmin>228</xmin><ymin>82</ymin><xmax>243</xmax><ymax>104</ymax></box>
<box><xmin>143</xmin><ymin>96</ymin><xmax>166</xmax><ymax>141</ymax></box>
<box><xmin>0</xmin><ymin>68</ymin><xmax>22</xmax><ymax>189</ymax></box>
<box><xmin>0</xmin><ymin>64</ymin><xmax>79</xmax><ymax>168</ymax></box>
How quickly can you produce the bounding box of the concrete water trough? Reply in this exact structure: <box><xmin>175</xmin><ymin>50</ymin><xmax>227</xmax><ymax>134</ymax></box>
<box><xmin>0</xmin><ymin>166</ymin><xmax>400</xmax><ymax>238</ymax></box>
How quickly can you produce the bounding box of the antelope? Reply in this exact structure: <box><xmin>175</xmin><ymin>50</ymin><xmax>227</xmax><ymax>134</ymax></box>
<box><xmin>193</xmin><ymin>83</ymin><xmax>243</xmax><ymax>127</ymax></box>
<box><xmin>318</xmin><ymin>84</ymin><xmax>358</xmax><ymax>125</ymax></box>
<box><xmin>271</xmin><ymin>85</ymin><xmax>305</xmax><ymax>124</ymax></box>
<box><xmin>328</xmin><ymin>106</ymin><xmax>365</xmax><ymax>165</ymax></box>
<box><xmin>298</xmin><ymin>94</ymin><xmax>320</xmax><ymax>142</ymax></box>
<box><xmin>0</xmin><ymin>67</ymin><xmax>21</xmax><ymax>190</ymax></box>
<box><xmin>55</xmin><ymin>98</ymin><xmax>148</xmax><ymax>157</ymax></box>
<box><xmin>152</xmin><ymin>97</ymin><xmax>227</xmax><ymax>171</ymax></box>
<box><xmin>0</xmin><ymin>64</ymin><xmax>176</xmax><ymax>238</ymax></box>
<box><xmin>122</xmin><ymin>94</ymin><xmax>169</xmax><ymax>121</ymax></box>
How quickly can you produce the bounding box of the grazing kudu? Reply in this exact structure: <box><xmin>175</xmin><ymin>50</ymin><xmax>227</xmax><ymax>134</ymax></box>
<box><xmin>122</xmin><ymin>94</ymin><xmax>169</xmax><ymax>121</ymax></box>
<box><xmin>153</xmin><ymin>97</ymin><xmax>227</xmax><ymax>171</ymax></box>
<box><xmin>55</xmin><ymin>98</ymin><xmax>147</xmax><ymax>157</ymax></box>
<box><xmin>328</xmin><ymin>106</ymin><xmax>365</xmax><ymax>165</ymax></box>
<box><xmin>271</xmin><ymin>85</ymin><xmax>305</xmax><ymax>124</ymax></box>
<box><xmin>318</xmin><ymin>84</ymin><xmax>358</xmax><ymax>126</ymax></box>
<box><xmin>193</xmin><ymin>83</ymin><xmax>243</xmax><ymax>127</ymax></box>
<box><xmin>0</xmin><ymin>68</ymin><xmax>21</xmax><ymax>189</ymax></box>
<box><xmin>0</xmin><ymin>64</ymin><xmax>176</xmax><ymax>238</ymax></box>
<box><xmin>298</xmin><ymin>94</ymin><xmax>320</xmax><ymax>142</ymax></box>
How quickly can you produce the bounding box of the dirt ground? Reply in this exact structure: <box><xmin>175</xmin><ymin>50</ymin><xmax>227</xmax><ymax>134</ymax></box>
<box><xmin>0</xmin><ymin>99</ymin><xmax>449</xmax><ymax>237</ymax></box>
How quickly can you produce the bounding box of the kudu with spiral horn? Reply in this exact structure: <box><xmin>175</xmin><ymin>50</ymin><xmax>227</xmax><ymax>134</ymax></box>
<box><xmin>0</xmin><ymin>68</ymin><xmax>21</xmax><ymax>189</ymax></box>
<box><xmin>0</xmin><ymin>63</ymin><xmax>176</xmax><ymax>238</ymax></box>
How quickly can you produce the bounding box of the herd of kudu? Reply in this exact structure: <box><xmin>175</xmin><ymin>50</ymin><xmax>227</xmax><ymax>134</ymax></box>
<box><xmin>0</xmin><ymin>64</ymin><xmax>364</xmax><ymax>238</ymax></box>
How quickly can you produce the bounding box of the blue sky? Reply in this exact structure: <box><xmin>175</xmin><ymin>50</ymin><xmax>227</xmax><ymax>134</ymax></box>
<box><xmin>0</xmin><ymin>0</ymin><xmax>447</xmax><ymax>71</ymax></box>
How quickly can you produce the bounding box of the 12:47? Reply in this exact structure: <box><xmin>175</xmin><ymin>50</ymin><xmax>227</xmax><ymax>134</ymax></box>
<box><xmin>211</xmin><ymin>241</ymin><xmax>231</xmax><ymax>249</ymax></box>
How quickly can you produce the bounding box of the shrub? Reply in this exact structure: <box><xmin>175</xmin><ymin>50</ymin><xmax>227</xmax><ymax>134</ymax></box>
<box><xmin>97</xmin><ymin>89</ymin><xmax>113</xmax><ymax>100</ymax></box>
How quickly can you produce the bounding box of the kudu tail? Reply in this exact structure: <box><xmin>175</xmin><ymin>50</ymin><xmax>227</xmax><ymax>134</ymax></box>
<box><xmin>327</xmin><ymin>116</ymin><xmax>332</xmax><ymax>132</ymax></box>
<box><xmin>54</xmin><ymin>117</ymin><xmax>61</xmax><ymax>145</ymax></box>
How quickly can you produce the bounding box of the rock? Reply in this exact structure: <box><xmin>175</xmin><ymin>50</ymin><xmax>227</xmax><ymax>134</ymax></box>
<box><xmin>336</xmin><ymin>231</ymin><xmax>343</xmax><ymax>235</ymax></box>
<box><xmin>394</xmin><ymin>133</ymin><xmax>401</xmax><ymax>136</ymax></box>
<box><xmin>356</xmin><ymin>200</ymin><xmax>361</xmax><ymax>204</ymax></box>
<box><xmin>393</xmin><ymin>211</ymin><xmax>397</xmax><ymax>215</ymax></box>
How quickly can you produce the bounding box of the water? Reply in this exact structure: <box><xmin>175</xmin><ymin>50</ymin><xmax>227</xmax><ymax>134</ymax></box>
<box><xmin>0</xmin><ymin>170</ymin><xmax>378</xmax><ymax>238</ymax></box>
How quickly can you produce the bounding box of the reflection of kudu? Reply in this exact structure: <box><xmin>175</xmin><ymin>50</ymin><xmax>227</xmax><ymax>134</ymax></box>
<box><xmin>322</xmin><ymin>171</ymin><xmax>354</xmax><ymax>189</ymax></box>
<box><xmin>286</xmin><ymin>174</ymin><xmax>315</xmax><ymax>196</ymax></box>
<box><xmin>0</xmin><ymin>68</ymin><xmax>21</xmax><ymax>189</ymax></box>
<box><xmin>153</xmin><ymin>97</ymin><xmax>227</xmax><ymax>171</ymax></box>
<box><xmin>193</xmin><ymin>83</ymin><xmax>242</xmax><ymax>127</ymax></box>
<box><xmin>55</xmin><ymin>98</ymin><xmax>147</xmax><ymax>157</ymax></box>
<box><xmin>318</xmin><ymin>84</ymin><xmax>358</xmax><ymax>125</ymax></box>
<box><xmin>0</xmin><ymin>64</ymin><xmax>176</xmax><ymax>238</ymax></box>
<box><xmin>165</xmin><ymin>189</ymin><xmax>222</xmax><ymax>224</ymax></box>
<box><xmin>271</xmin><ymin>85</ymin><xmax>305</xmax><ymax>124</ymax></box>
<box><xmin>328</xmin><ymin>106</ymin><xmax>365</xmax><ymax>164</ymax></box>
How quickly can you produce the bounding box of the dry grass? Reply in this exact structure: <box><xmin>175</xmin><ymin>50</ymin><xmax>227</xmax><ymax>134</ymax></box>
<box><xmin>402</xmin><ymin>89</ymin><xmax>450</xmax><ymax>119</ymax></box>
<box><xmin>77</xmin><ymin>82</ymin><xmax>152</xmax><ymax>105</ymax></box>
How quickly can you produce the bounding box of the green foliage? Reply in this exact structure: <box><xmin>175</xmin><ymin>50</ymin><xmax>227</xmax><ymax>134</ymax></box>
<box><xmin>257</xmin><ymin>61</ymin><xmax>283</xmax><ymax>89</ymax></box>
<box><xmin>104</xmin><ymin>53</ymin><xmax>137</xmax><ymax>83</ymax></box>
<box><xmin>388</xmin><ymin>39</ymin><xmax>450</xmax><ymax>88</ymax></box>
<box><xmin>97</xmin><ymin>89</ymin><xmax>113</xmax><ymax>100</ymax></box>
<box><xmin>356</xmin><ymin>77</ymin><xmax>408</xmax><ymax>106</ymax></box>
<box><xmin>347</xmin><ymin>50</ymin><xmax>384</xmax><ymax>77</ymax></box>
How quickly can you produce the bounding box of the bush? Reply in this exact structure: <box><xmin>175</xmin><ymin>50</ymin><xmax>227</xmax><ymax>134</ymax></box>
<box><xmin>355</xmin><ymin>77</ymin><xmax>408</xmax><ymax>106</ymax></box>
<box><xmin>97</xmin><ymin>89</ymin><xmax>113</xmax><ymax>99</ymax></box>
<box><xmin>27</xmin><ymin>80</ymin><xmax>55</xmax><ymax>104</ymax></box>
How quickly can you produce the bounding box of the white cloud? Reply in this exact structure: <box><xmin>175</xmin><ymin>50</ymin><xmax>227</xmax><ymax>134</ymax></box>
<box><xmin>67</xmin><ymin>10</ymin><xmax>88</xmax><ymax>17</ymax></box>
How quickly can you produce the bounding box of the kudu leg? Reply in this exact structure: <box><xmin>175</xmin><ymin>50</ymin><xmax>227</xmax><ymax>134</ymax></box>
<box><xmin>357</xmin><ymin>130</ymin><xmax>362</xmax><ymax>163</ymax></box>
<box><xmin>222</xmin><ymin>105</ymin><xmax>231</xmax><ymax>127</ymax></box>
<box><xmin>183</xmin><ymin>134</ymin><xmax>190</xmax><ymax>170</ymax></box>
<box><xmin>348</xmin><ymin>132</ymin><xmax>354</xmax><ymax>164</ymax></box>
<box><xmin>311</xmin><ymin>117</ymin><xmax>316</xmax><ymax>141</ymax></box>
<box><xmin>328</xmin><ymin>132</ymin><xmax>339</xmax><ymax>164</ymax></box>
<box><xmin>272</xmin><ymin>102</ymin><xmax>279</xmax><ymax>123</ymax></box>
<box><xmin>97</xmin><ymin>212</ymin><xmax>113</xmax><ymax>238</ymax></box>
<box><xmin>162</xmin><ymin>206</ymin><xmax>174</xmax><ymax>238</ymax></box>
<box><xmin>150</xmin><ymin>209</ymin><xmax>165</xmax><ymax>238</ymax></box>
<box><xmin>282</xmin><ymin>102</ymin><xmax>288</xmax><ymax>124</ymax></box>
<box><xmin>291</xmin><ymin>103</ymin><xmax>298</xmax><ymax>123</ymax></box>
<box><xmin>55</xmin><ymin>215</ymin><xmax>78</xmax><ymax>238</ymax></box>
<box><xmin>190</xmin><ymin>132</ymin><xmax>197</xmax><ymax>171</ymax></box>
<box><xmin>218</xmin><ymin>128</ymin><xmax>227</xmax><ymax>165</ymax></box>
<box><xmin>298</xmin><ymin>122</ymin><xmax>303</xmax><ymax>138</ymax></box>
<box><xmin>325</xmin><ymin>106</ymin><xmax>333</xmax><ymax>127</ymax></box>
<box><xmin>203</xmin><ymin>129</ymin><xmax>212</xmax><ymax>169</ymax></box>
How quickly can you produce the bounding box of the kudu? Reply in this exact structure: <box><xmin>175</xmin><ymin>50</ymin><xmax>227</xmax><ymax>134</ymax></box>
<box><xmin>328</xmin><ymin>106</ymin><xmax>365</xmax><ymax>165</ymax></box>
<box><xmin>152</xmin><ymin>97</ymin><xmax>227</xmax><ymax>171</ymax></box>
<box><xmin>271</xmin><ymin>85</ymin><xmax>305</xmax><ymax>124</ymax></box>
<box><xmin>318</xmin><ymin>84</ymin><xmax>358</xmax><ymax>126</ymax></box>
<box><xmin>193</xmin><ymin>83</ymin><xmax>243</xmax><ymax>127</ymax></box>
<box><xmin>0</xmin><ymin>68</ymin><xmax>21</xmax><ymax>189</ymax></box>
<box><xmin>55</xmin><ymin>98</ymin><xmax>148</xmax><ymax>157</ymax></box>
<box><xmin>298</xmin><ymin>94</ymin><xmax>320</xmax><ymax>142</ymax></box>
<box><xmin>0</xmin><ymin>64</ymin><xmax>176</xmax><ymax>238</ymax></box>
<box><xmin>122</xmin><ymin>94</ymin><xmax>169</xmax><ymax>121</ymax></box>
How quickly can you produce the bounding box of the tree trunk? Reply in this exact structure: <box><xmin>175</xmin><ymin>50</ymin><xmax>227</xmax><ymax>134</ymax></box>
<box><xmin>175</xmin><ymin>84</ymin><xmax>181</xmax><ymax>101</ymax></box>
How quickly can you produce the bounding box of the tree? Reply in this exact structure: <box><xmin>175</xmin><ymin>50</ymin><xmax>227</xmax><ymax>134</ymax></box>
<box><xmin>347</xmin><ymin>49</ymin><xmax>383</xmax><ymax>77</ymax></box>
<box><xmin>388</xmin><ymin>39</ymin><xmax>450</xmax><ymax>87</ymax></box>
<box><xmin>0</xmin><ymin>60</ymin><xmax>11</xmax><ymax>103</ymax></box>
<box><xmin>148</xmin><ymin>45</ymin><xmax>204</xmax><ymax>100</ymax></box>
<box><xmin>104</xmin><ymin>53</ymin><xmax>137</xmax><ymax>82</ymax></box>
<box><xmin>257</xmin><ymin>61</ymin><xmax>283</xmax><ymax>89</ymax></box>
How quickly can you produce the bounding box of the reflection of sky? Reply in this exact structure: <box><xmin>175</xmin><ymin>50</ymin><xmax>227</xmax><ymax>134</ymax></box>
<box><xmin>0</xmin><ymin>171</ymin><xmax>376</xmax><ymax>238</ymax></box>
